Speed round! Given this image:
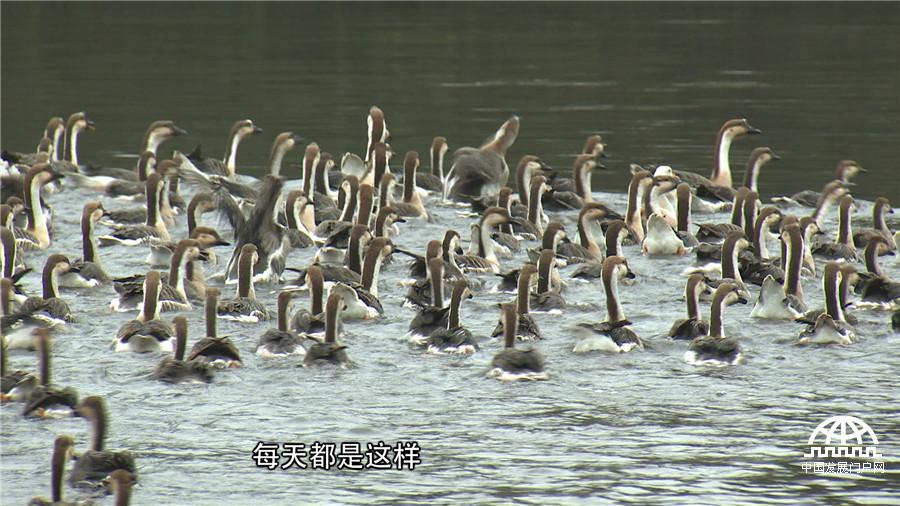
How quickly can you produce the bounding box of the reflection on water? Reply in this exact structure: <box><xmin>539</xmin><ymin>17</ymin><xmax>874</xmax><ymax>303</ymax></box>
<box><xmin>2</xmin><ymin>2</ymin><xmax>898</xmax><ymax>505</ymax></box>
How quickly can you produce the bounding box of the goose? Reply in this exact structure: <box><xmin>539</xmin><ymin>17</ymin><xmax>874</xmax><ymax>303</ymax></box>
<box><xmin>574</xmin><ymin>256</ymin><xmax>643</xmax><ymax>353</ymax></box>
<box><xmin>360</xmin><ymin>142</ymin><xmax>391</xmax><ymax>190</ymax></box>
<box><xmin>288</xmin><ymin>265</ymin><xmax>328</xmax><ymax>337</ymax></box>
<box><xmin>565</xmin><ymin>204</ymin><xmax>609</xmax><ymax>262</ymax></box>
<box><xmin>82</xmin><ymin>120</ymin><xmax>186</xmax><ymax>181</ymax></box>
<box><xmin>23</xmin><ymin>329</ymin><xmax>78</xmax><ymax>418</ymax></box>
<box><xmin>10</xmin><ymin>254</ymin><xmax>73</xmax><ymax>327</ymax></box>
<box><xmin>312</xmin><ymin>175</ymin><xmax>360</xmax><ymax>250</ymax></box>
<box><xmin>695</xmin><ymin>187</ymin><xmax>749</xmax><ymax>244</ymax></box>
<box><xmin>339</xmin><ymin>237</ymin><xmax>392</xmax><ymax>320</ymax></box>
<box><xmin>742</xmin><ymin>147</ymin><xmax>780</xmax><ymax>193</ymax></box>
<box><xmin>179</xmin><ymin>132</ymin><xmax>301</xmax><ymax>201</ymax></box>
<box><xmin>304</xmin><ymin>291</ymin><xmax>352</xmax><ymax>367</ymax></box>
<box><xmin>186</xmin><ymin>288</ymin><xmax>242</xmax><ymax>367</ymax></box>
<box><xmin>643</xmin><ymin>213</ymin><xmax>685</xmax><ymax>256</ymax></box>
<box><xmin>110</xmin><ymin>239</ymin><xmax>206</xmax><ymax>312</ymax></box>
<box><xmin>12</xmin><ymin>163</ymin><xmax>59</xmax><ymax>250</ymax></box>
<box><xmin>373</xmin><ymin>205</ymin><xmax>405</xmax><ymax>239</ymax></box>
<box><xmin>390</xmin><ymin>151</ymin><xmax>429</xmax><ymax>219</ymax></box>
<box><xmin>641</xmin><ymin>173</ymin><xmax>681</xmax><ymax>227</ymax></box>
<box><xmin>1</xmin><ymin>333</ymin><xmax>38</xmax><ymax>402</ymax></box>
<box><xmin>507</xmin><ymin>154</ymin><xmax>548</xmax><ymax>219</ymax></box>
<box><xmin>28</xmin><ymin>436</ymin><xmax>91</xmax><ymax>506</ymax></box>
<box><xmin>255</xmin><ymin>290</ymin><xmax>306</xmax><ymax>358</ymax></box>
<box><xmin>153</xmin><ymin>316</ymin><xmax>214</xmax><ymax>383</ymax></box>
<box><xmin>415</xmin><ymin>136</ymin><xmax>448</xmax><ymax>195</ymax></box>
<box><xmin>69</xmin><ymin>396</ymin><xmax>137</xmax><ymax>485</ymax></box>
<box><xmin>624</xmin><ymin>169</ymin><xmax>653</xmax><ymax>243</ymax></box>
<box><xmin>491</xmin><ymin>263</ymin><xmax>542</xmax><ymax>341</ymax></box>
<box><xmin>283</xmin><ymin>190</ymin><xmax>318</xmax><ymax>248</ymax></box>
<box><xmin>674</xmin><ymin>183</ymin><xmax>700</xmax><ymax>249</ymax></box>
<box><xmin>59</xmin><ymin>202</ymin><xmax>109</xmax><ymax>288</ymax></box>
<box><xmin>812</xmin><ymin>194</ymin><xmax>860</xmax><ymax>261</ymax></box>
<box><xmin>57</xmin><ymin>111</ymin><xmax>97</xmax><ymax>171</ymax></box>
<box><xmin>401</xmin><ymin>240</ymin><xmax>448</xmax><ymax>307</ymax></box>
<box><xmin>805</xmin><ymin>179</ymin><xmax>853</xmax><ymax>227</ymax></box>
<box><xmin>425</xmin><ymin>279</ymin><xmax>478</xmax><ymax>355</ymax></box>
<box><xmin>571</xmin><ymin>219</ymin><xmax>631</xmax><ymax>280</ymax></box>
<box><xmin>407</xmin><ymin>258</ymin><xmax>450</xmax><ymax>341</ymax></box>
<box><xmin>147</xmin><ymin>191</ymin><xmax>225</xmax><ymax>265</ymax></box>
<box><xmin>454</xmin><ymin>207</ymin><xmax>521</xmax><ymax>274</ymax></box>
<box><xmin>771</xmin><ymin>161</ymin><xmax>865</xmax><ymax>208</ymax></box>
<box><xmin>854</xmin><ymin>235</ymin><xmax>900</xmax><ymax>304</ymax></box>
<box><xmin>525</xmin><ymin>174</ymin><xmax>551</xmax><ymax>236</ymax></box>
<box><xmin>799</xmin><ymin>262</ymin><xmax>857</xmax><ymax>345</ymax></box>
<box><xmin>544</xmin><ymin>154</ymin><xmax>605</xmax><ymax>210</ymax></box>
<box><xmin>103</xmin><ymin>470</ymin><xmax>135</xmax><ymax>506</ymax></box>
<box><xmin>98</xmin><ymin>172</ymin><xmax>169</xmax><ymax>246</ymax></box>
<box><xmin>447</xmin><ymin>115</ymin><xmax>519</xmax><ymax>201</ymax></box>
<box><xmin>526</xmin><ymin>221</ymin><xmax>567</xmax><ymax>264</ymax></box>
<box><xmin>220</xmin><ymin>174</ymin><xmax>289</xmax><ymax>284</ymax></box>
<box><xmin>114</xmin><ymin>272</ymin><xmax>175</xmax><ymax>353</ymax></box>
<box><xmin>364</xmin><ymin>106</ymin><xmax>390</xmax><ymax>164</ymax></box>
<box><xmin>684</xmin><ymin>283</ymin><xmax>747</xmax><ymax>366</ymax></box>
<box><xmin>738</xmin><ymin>206</ymin><xmax>786</xmax><ymax>286</ymax></box>
<box><xmin>750</xmin><ymin>223</ymin><xmax>807</xmax><ymax>319</ymax></box>
<box><xmin>852</xmin><ymin>197</ymin><xmax>894</xmax><ymax>253</ymax></box>
<box><xmin>531</xmin><ymin>249</ymin><xmax>566</xmax><ymax>310</ymax></box>
<box><xmin>218</xmin><ymin>244</ymin><xmax>271</xmax><ymax>322</ymax></box>
<box><xmin>301</xmin><ymin>143</ymin><xmax>322</xmax><ymax>196</ymax></box>
<box><xmin>188</xmin><ymin>119</ymin><xmax>263</xmax><ymax>177</ymax></box>
<box><xmin>696</xmin><ymin>231</ymin><xmax>751</xmax><ymax>294</ymax></box>
<box><xmin>668</xmin><ymin>274</ymin><xmax>713</xmax><ymax>339</ymax></box>
<box><xmin>1</xmin><ymin>226</ymin><xmax>30</xmax><ymax>298</ymax></box>
<box><xmin>796</xmin><ymin>263</ymin><xmax>859</xmax><ymax>326</ymax></box>
<box><xmin>488</xmin><ymin>302</ymin><xmax>548</xmax><ymax>381</ymax></box>
<box><xmin>674</xmin><ymin>118</ymin><xmax>761</xmax><ymax>190</ymax></box>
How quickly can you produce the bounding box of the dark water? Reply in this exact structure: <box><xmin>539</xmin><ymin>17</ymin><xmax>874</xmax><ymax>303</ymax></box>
<box><xmin>2</xmin><ymin>3</ymin><xmax>899</xmax><ymax>505</ymax></box>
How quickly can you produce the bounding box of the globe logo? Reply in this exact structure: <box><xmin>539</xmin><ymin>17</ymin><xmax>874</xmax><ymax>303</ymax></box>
<box><xmin>804</xmin><ymin>415</ymin><xmax>882</xmax><ymax>459</ymax></box>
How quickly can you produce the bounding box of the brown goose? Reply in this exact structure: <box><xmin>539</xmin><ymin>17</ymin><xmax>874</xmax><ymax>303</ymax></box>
<box><xmin>69</xmin><ymin>396</ymin><xmax>137</xmax><ymax>485</ymax></box>
<box><xmin>772</xmin><ymin>160</ymin><xmax>865</xmax><ymax>208</ymax></box>
<box><xmin>812</xmin><ymin>195</ymin><xmax>860</xmax><ymax>261</ymax></box>
<box><xmin>29</xmin><ymin>436</ymin><xmax>91</xmax><ymax>506</ymax></box>
<box><xmin>59</xmin><ymin>202</ymin><xmax>109</xmax><ymax>288</ymax></box>
<box><xmin>447</xmin><ymin>116</ymin><xmax>519</xmax><ymax>201</ymax></box>
<box><xmin>491</xmin><ymin>263</ymin><xmax>542</xmax><ymax>341</ymax></box>
<box><xmin>415</xmin><ymin>136</ymin><xmax>449</xmax><ymax>195</ymax></box>
<box><xmin>153</xmin><ymin>316</ymin><xmax>213</xmax><ymax>383</ymax></box>
<box><xmin>188</xmin><ymin>119</ymin><xmax>263</xmax><ymax>177</ymax></box>
<box><xmin>1</xmin><ymin>332</ymin><xmax>37</xmax><ymax>402</ymax></box>
<box><xmin>304</xmin><ymin>291</ymin><xmax>352</xmax><ymax>367</ymax></box>
<box><xmin>187</xmin><ymin>288</ymin><xmax>242</xmax><ymax>367</ymax></box>
<box><xmin>488</xmin><ymin>302</ymin><xmax>548</xmax><ymax>381</ymax></box>
<box><xmin>742</xmin><ymin>147</ymin><xmax>780</xmax><ymax>193</ymax></box>
<box><xmin>750</xmin><ymin>223</ymin><xmax>807</xmax><ymax>319</ymax></box>
<box><xmin>23</xmin><ymin>329</ymin><xmax>78</xmax><ymax>418</ymax></box>
<box><xmin>364</xmin><ymin>106</ymin><xmax>390</xmax><ymax>164</ymax></box>
<box><xmin>257</xmin><ymin>290</ymin><xmax>306</xmax><ymax>358</ymax></box>
<box><xmin>674</xmin><ymin>118</ymin><xmax>761</xmax><ymax>191</ymax></box>
<box><xmin>852</xmin><ymin>197</ymin><xmax>894</xmax><ymax>253</ymax></box>
<box><xmin>424</xmin><ymin>279</ymin><xmax>478</xmax><ymax>355</ymax></box>
<box><xmin>392</xmin><ymin>151</ymin><xmax>429</xmax><ymax>219</ymax></box>
<box><xmin>854</xmin><ymin>235</ymin><xmax>900</xmax><ymax>304</ymax></box>
<box><xmin>668</xmin><ymin>274</ymin><xmax>713</xmax><ymax>340</ymax></box>
<box><xmin>684</xmin><ymin>283</ymin><xmax>747</xmax><ymax>366</ymax></box>
<box><xmin>114</xmin><ymin>272</ymin><xmax>175</xmax><ymax>353</ymax></box>
<box><xmin>12</xmin><ymin>254</ymin><xmax>73</xmax><ymax>326</ymax></box>
<box><xmin>11</xmin><ymin>163</ymin><xmax>59</xmax><ymax>250</ymax></box>
<box><xmin>574</xmin><ymin>256</ymin><xmax>643</xmax><ymax>353</ymax></box>
<box><xmin>218</xmin><ymin>244</ymin><xmax>271</xmax><ymax>322</ymax></box>
<box><xmin>571</xmin><ymin>219</ymin><xmax>631</xmax><ymax>280</ymax></box>
<box><xmin>98</xmin><ymin>172</ymin><xmax>169</xmax><ymax>246</ymax></box>
<box><xmin>799</xmin><ymin>262</ymin><xmax>857</xmax><ymax>345</ymax></box>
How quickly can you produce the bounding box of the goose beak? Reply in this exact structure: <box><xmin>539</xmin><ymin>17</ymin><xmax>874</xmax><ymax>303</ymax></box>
<box><xmin>85</xmin><ymin>120</ymin><xmax>96</xmax><ymax>131</ymax></box>
<box><xmin>198</xmin><ymin>250</ymin><xmax>210</xmax><ymax>262</ymax></box>
<box><xmin>625</xmin><ymin>270</ymin><xmax>636</xmax><ymax>280</ymax></box>
<box><xmin>252</xmin><ymin>126</ymin><xmax>264</xmax><ymax>134</ymax></box>
<box><xmin>771</xmin><ymin>152</ymin><xmax>781</xmax><ymax>161</ymax></box>
<box><xmin>290</xmin><ymin>133</ymin><xmax>305</xmax><ymax>144</ymax></box>
<box><xmin>172</xmin><ymin>124</ymin><xmax>189</xmax><ymax>136</ymax></box>
<box><xmin>747</xmin><ymin>125</ymin><xmax>762</xmax><ymax>135</ymax></box>
<box><xmin>215</xmin><ymin>239</ymin><xmax>231</xmax><ymax>247</ymax></box>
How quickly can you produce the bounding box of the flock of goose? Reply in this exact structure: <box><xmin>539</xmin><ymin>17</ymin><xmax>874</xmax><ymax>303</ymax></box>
<box><xmin>2</xmin><ymin>107</ymin><xmax>899</xmax><ymax>504</ymax></box>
